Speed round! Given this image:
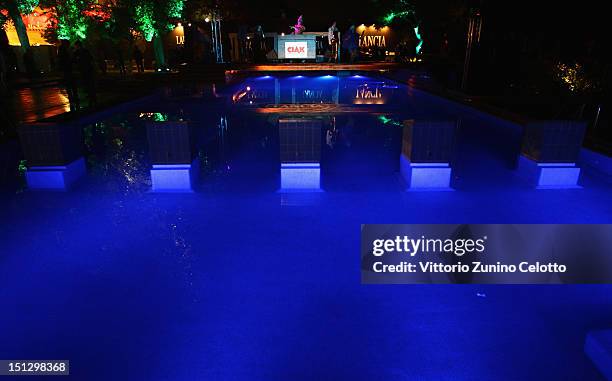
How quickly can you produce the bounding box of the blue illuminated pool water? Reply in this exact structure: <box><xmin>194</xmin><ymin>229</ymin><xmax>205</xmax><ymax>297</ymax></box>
<box><xmin>1</xmin><ymin>74</ymin><xmax>611</xmax><ymax>380</ymax></box>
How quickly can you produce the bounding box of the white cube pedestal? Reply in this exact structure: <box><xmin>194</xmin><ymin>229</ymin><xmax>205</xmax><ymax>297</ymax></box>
<box><xmin>518</xmin><ymin>156</ymin><xmax>581</xmax><ymax>189</ymax></box>
<box><xmin>25</xmin><ymin>157</ymin><xmax>86</xmax><ymax>190</ymax></box>
<box><xmin>400</xmin><ymin>156</ymin><xmax>452</xmax><ymax>191</ymax></box>
<box><xmin>150</xmin><ymin>159</ymin><xmax>199</xmax><ymax>192</ymax></box>
<box><xmin>280</xmin><ymin>163</ymin><xmax>321</xmax><ymax>191</ymax></box>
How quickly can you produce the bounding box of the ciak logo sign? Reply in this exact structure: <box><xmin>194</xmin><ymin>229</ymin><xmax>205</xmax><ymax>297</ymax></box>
<box><xmin>285</xmin><ymin>41</ymin><xmax>308</xmax><ymax>58</ymax></box>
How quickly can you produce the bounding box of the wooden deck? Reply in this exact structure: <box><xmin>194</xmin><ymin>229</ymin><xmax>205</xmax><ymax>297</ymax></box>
<box><xmin>226</xmin><ymin>62</ymin><xmax>400</xmax><ymax>73</ymax></box>
<box><xmin>254</xmin><ymin>104</ymin><xmax>392</xmax><ymax>114</ymax></box>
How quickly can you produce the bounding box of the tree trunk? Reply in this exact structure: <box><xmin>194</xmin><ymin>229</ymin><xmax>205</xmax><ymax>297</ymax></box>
<box><xmin>7</xmin><ymin>1</ymin><xmax>30</xmax><ymax>52</ymax></box>
<box><xmin>153</xmin><ymin>33</ymin><xmax>166</xmax><ymax>69</ymax></box>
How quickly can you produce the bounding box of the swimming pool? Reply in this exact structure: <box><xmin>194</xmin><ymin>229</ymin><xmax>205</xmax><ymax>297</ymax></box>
<box><xmin>1</xmin><ymin>74</ymin><xmax>611</xmax><ymax>380</ymax></box>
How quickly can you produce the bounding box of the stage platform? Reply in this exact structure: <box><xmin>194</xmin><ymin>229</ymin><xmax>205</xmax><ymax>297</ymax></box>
<box><xmin>226</xmin><ymin>62</ymin><xmax>400</xmax><ymax>74</ymax></box>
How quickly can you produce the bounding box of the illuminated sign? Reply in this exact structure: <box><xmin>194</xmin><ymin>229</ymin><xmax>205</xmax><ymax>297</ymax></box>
<box><xmin>356</xmin><ymin>25</ymin><xmax>394</xmax><ymax>50</ymax></box>
<box><xmin>285</xmin><ymin>41</ymin><xmax>308</xmax><ymax>59</ymax></box>
<box><xmin>168</xmin><ymin>24</ymin><xmax>184</xmax><ymax>46</ymax></box>
<box><xmin>360</xmin><ymin>35</ymin><xmax>386</xmax><ymax>48</ymax></box>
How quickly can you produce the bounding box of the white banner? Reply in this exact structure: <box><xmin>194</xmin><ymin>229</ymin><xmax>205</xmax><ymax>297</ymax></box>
<box><xmin>284</xmin><ymin>41</ymin><xmax>308</xmax><ymax>59</ymax></box>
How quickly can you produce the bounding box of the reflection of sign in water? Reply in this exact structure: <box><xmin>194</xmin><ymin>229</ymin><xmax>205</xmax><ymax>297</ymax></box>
<box><xmin>247</xmin><ymin>90</ymin><xmax>270</xmax><ymax>101</ymax></box>
<box><xmin>303</xmin><ymin>89</ymin><xmax>323</xmax><ymax>99</ymax></box>
<box><xmin>252</xmin><ymin>91</ymin><xmax>269</xmax><ymax>98</ymax></box>
<box><xmin>355</xmin><ymin>85</ymin><xmax>382</xmax><ymax>100</ymax></box>
<box><xmin>285</xmin><ymin>41</ymin><xmax>308</xmax><ymax>58</ymax></box>
<box><xmin>359</xmin><ymin>35</ymin><xmax>386</xmax><ymax>48</ymax></box>
<box><xmin>353</xmin><ymin>84</ymin><xmax>386</xmax><ymax>104</ymax></box>
<box><xmin>296</xmin><ymin>88</ymin><xmax>332</xmax><ymax>104</ymax></box>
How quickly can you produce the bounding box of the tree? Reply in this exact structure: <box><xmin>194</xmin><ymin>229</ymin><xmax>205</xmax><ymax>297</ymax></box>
<box><xmin>183</xmin><ymin>0</ymin><xmax>235</xmax><ymax>23</ymax></box>
<box><xmin>133</xmin><ymin>0</ymin><xmax>184</xmax><ymax>69</ymax></box>
<box><xmin>57</xmin><ymin>0</ymin><xmax>90</xmax><ymax>41</ymax></box>
<box><xmin>40</xmin><ymin>0</ymin><xmax>94</xmax><ymax>42</ymax></box>
<box><xmin>86</xmin><ymin>1</ymin><xmax>126</xmax><ymax>43</ymax></box>
<box><xmin>374</xmin><ymin>0</ymin><xmax>423</xmax><ymax>54</ymax></box>
<box><xmin>1</xmin><ymin>0</ymin><xmax>38</xmax><ymax>51</ymax></box>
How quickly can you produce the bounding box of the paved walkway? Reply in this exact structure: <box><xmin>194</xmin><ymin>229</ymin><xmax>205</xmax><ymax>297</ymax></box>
<box><xmin>10</xmin><ymin>86</ymin><xmax>72</xmax><ymax>123</ymax></box>
<box><xmin>0</xmin><ymin>72</ymin><xmax>177</xmax><ymax>143</ymax></box>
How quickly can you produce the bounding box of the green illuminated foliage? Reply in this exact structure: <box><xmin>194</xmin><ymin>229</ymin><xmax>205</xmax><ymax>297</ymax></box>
<box><xmin>134</xmin><ymin>1</ymin><xmax>155</xmax><ymax>41</ymax></box>
<box><xmin>138</xmin><ymin>112</ymin><xmax>169</xmax><ymax>121</ymax></box>
<box><xmin>414</xmin><ymin>26</ymin><xmax>423</xmax><ymax>54</ymax></box>
<box><xmin>378</xmin><ymin>0</ymin><xmax>423</xmax><ymax>54</ymax></box>
<box><xmin>16</xmin><ymin>0</ymin><xmax>38</xmax><ymax>13</ymax></box>
<box><xmin>131</xmin><ymin>0</ymin><xmax>184</xmax><ymax>68</ymax></box>
<box><xmin>54</xmin><ymin>0</ymin><xmax>92</xmax><ymax>40</ymax></box>
<box><xmin>377</xmin><ymin>115</ymin><xmax>403</xmax><ymax>127</ymax></box>
<box><xmin>382</xmin><ymin>10</ymin><xmax>412</xmax><ymax>25</ymax></box>
<box><xmin>38</xmin><ymin>0</ymin><xmax>95</xmax><ymax>42</ymax></box>
<box><xmin>133</xmin><ymin>0</ymin><xmax>184</xmax><ymax>41</ymax></box>
<box><xmin>153</xmin><ymin>113</ymin><xmax>169</xmax><ymax>122</ymax></box>
<box><xmin>18</xmin><ymin>160</ymin><xmax>27</xmax><ymax>175</ymax></box>
<box><xmin>380</xmin><ymin>0</ymin><xmax>415</xmax><ymax>25</ymax></box>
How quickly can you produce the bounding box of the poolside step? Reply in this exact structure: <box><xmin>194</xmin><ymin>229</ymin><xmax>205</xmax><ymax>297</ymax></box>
<box><xmin>585</xmin><ymin>330</ymin><xmax>612</xmax><ymax>380</ymax></box>
<box><xmin>400</xmin><ymin>157</ymin><xmax>452</xmax><ymax>190</ymax></box>
<box><xmin>280</xmin><ymin>163</ymin><xmax>321</xmax><ymax>191</ymax></box>
<box><xmin>399</xmin><ymin>120</ymin><xmax>456</xmax><ymax>190</ymax></box>
<box><xmin>25</xmin><ymin>157</ymin><xmax>86</xmax><ymax>190</ymax></box>
<box><xmin>150</xmin><ymin>159</ymin><xmax>199</xmax><ymax>192</ymax></box>
<box><xmin>517</xmin><ymin>156</ymin><xmax>581</xmax><ymax>188</ymax></box>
